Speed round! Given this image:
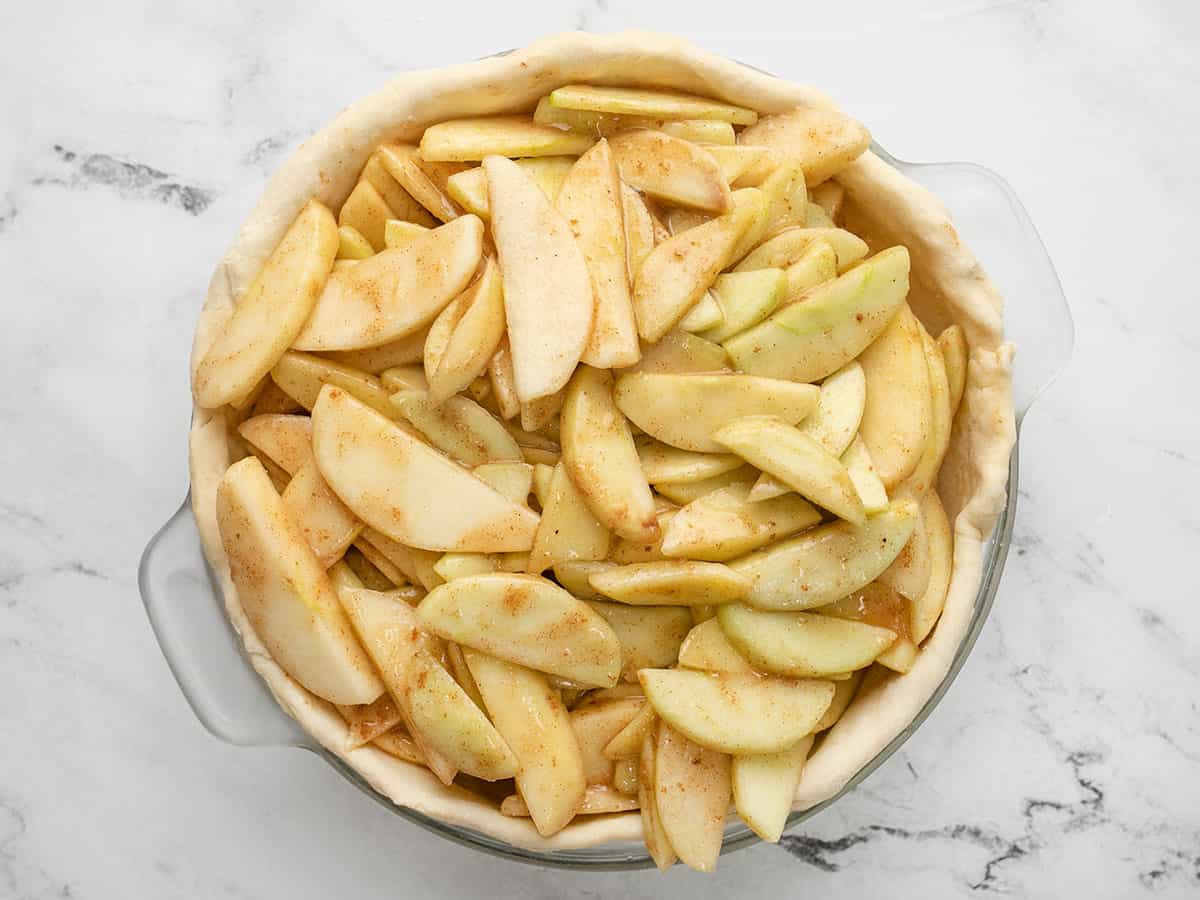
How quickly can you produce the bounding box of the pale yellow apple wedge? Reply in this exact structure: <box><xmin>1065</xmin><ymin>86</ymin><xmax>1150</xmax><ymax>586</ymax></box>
<box><xmin>337</xmin><ymin>693</ymin><xmax>404</xmax><ymax>750</ymax></box>
<box><xmin>718</xmin><ymin>604</ymin><xmax>896</xmax><ymax>677</ymax></box>
<box><xmin>194</xmin><ymin>199</ymin><xmax>338</xmax><ymax>408</ymax></box>
<box><xmin>560</xmin><ymin>365</ymin><xmax>660</xmax><ymax>542</ymax></box>
<box><xmin>463</xmin><ymin>650</ymin><xmax>586</xmax><ymax>837</ymax></box>
<box><xmin>424</xmin><ymin>258</ymin><xmax>505</xmax><ymax>403</ymax></box>
<box><xmin>713</xmin><ymin>416</ymin><xmax>865</xmax><ymax>524</ymax></box>
<box><xmin>811</xmin><ymin>181</ymin><xmax>845</xmax><ymax>222</ymax></box>
<box><xmin>638</xmin><ymin>728</ymin><xmax>678</xmax><ymax>871</ymax></box>
<box><xmin>621</xmin><ymin>183</ymin><xmax>658</xmax><ymax>280</ymax></box>
<box><xmin>636</xmin><ymin>439</ymin><xmax>743</xmax><ymax>485</ymax></box>
<box><xmin>589</xmin><ymin>560</ymin><xmax>750</xmax><ymax>607</ymax></box>
<box><xmin>336</xmin><ymin>224</ymin><xmax>374</xmax><ymax>260</ymax></box>
<box><xmin>803</xmin><ymin>360</ymin><xmax>867</xmax><ymax>454</ymax></box>
<box><xmin>660</xmin><ymin>482</ymin><xmax>822</xmax><ymax>561</ymax></box>
<box><xmin>570</xmin><ymin>697</ymin><xmax>647</xmax><ymax>784</ymax></box>
<box><xmin>382</xmin><ymin>219</ymin><xmax>431</xmax><ymax>249</ymax></box>
<box><xmin>701</xmin><ymin>269</ymin><xmax>787</xmax><ymax>343</ymax></box>
<box><xmin>587</xmin><ymin>601</ymin><xmax>692</xmax><ymax>682</ymax></box>
<box><xmin>877</xmin><ymin>502</ymin><xmax>931</xmax><ymax>601</ymax></box>
<box><xmin>527</xmin><ymin>463</ymin><xmax>611</xmax><ymax>573</ymax></box>
<box><xmin>731</xmin><ymin>736</ymin><xmax>813</xmax><ymax>843</ymax></box>
<box><xmin>553</xmin><ymin>561</ymin><xmax>616</xmax><ymax>600</ymax></box>
<box><xmin>547</xmin><ymin>85</ymin><xmax>758</xmax><ymax>125</ymax></box>
<box><xmin>814</xmin><ymin>670</ymin><xmax>863</xmax><ymax>732</ymax></box>
<box><xmin>842</xmin><ymin>436</ymin><xmax>890</xmax><ymax>513</ymax></box>
<box><xmin>653</xmin><ymin>466</ymin><xmax>757</xmax><ymax>506</ymax></box>
<box><xmin>311</xmin><ymin>386</ymin><xmax>538</xmax><ymax>552</ymax></box>
<box><xmin>897</xmin><ymin>329</ymin><xmax>953</xmax><ymax>498</ymax></box>
<box><xmin>640</xmin><ymin>669</ymin><xmax>834</xmax><ymax>754</ymax></box>
<box><xmin>238</xmin><ymin>414</ymin><xmax>313</xmax><ymax>476</ymax></box>
<box><xmin>737</xmin><ymin>106</ymin><xmax>870</xmax><ymax>185</ymax></box>
<box><xmin>782</xmin><ymin>238</ymin><xmax>839</xmax><ymax>300</ymax></box>
<box><xmin>728</xmin><ymin>500</ymin><xmax>918</xmax><ymax>609</ymax></box>
<box><xmin>487</xmin><ymin>339</ymin><xmax>522</xmax><ymax>420</ymax></box>
<box><xmin>485</xmin><ymin>154</ymin><xmax>594</xmax><ymax>402</ymax></box>
<box><xmin>655</xmin><ymin>722</ymin><xmax>731</xmax><ymax>872</ymax></box>
<box><xmin>380</xmin><ymin>365</ymin><xmax>428</xmax><ymax>393</ymax></box>
<box><xmin>248</xmin><ymin>380</ymin><xmax>303</xmax><ymax>417</ymax></box>
<box><xmin>390</xmin><ymin>390</ymin><xmax>522</xmax><ymax>467</ymax></box>
<box><xmin>627</xmin><ymin>329</ymin><xmax>730</xmax><ymax>375</ymax></box>
<box><xmin>338</xmin><ymin>180</ymin><xmax>394</xmax><ymax>251</ymax></box>
<box><xmin>606</xmin><ymin>508</ymin><xmax>676</xmax><ymax>564</ymax></box>
<box><xmin>677</xmin><ymin>617</ymin><xmax>755</xmax><ymax>674</ymax></box>
<box><xmin>215</xmin><ymin>458</ymin><xmax>383</xmax><ymax>705</ymax></box>
<box><xmin>609</xmin><ymin>130</ymin><xmax>731</xmax><ymax>212</ymax></box>
<box><xmin>322</xmin><ymin>328</ymin><xmax>429</xmax><ymax>374</ymax></box>
<box><xmin>372</xmin><ymin>728</ymin><xmax>426</xmax><ymax>765</ymax></box>
<box><xmin>605</xmin><ymin>703</ymin><xmax>658</xmax><ymax>760</ymax></box>
<box><xmin>420</xmin><ymin>116</ymin><xmax>594</xmax><ymax>161</ymax></box>
<box><xmin>614</xmin><ymin>372</ymin><xmax>818</xmax><ymax>453</ymax></box>
<box><xmin>706</xmin><ymin>145</ymin><xmax>773</xmax><ymax>185</ymax></box>
<box><xmin>755</xmin><ymin>159</ymin><xmax>808</xmax><ymax>239</ymax></box>
<box><xmin>433</xmin><ymin>553</ymin><xmax>499</xmax><ymax>582</ymax></box>
<box><xmin>555</xmin><ymin>140</ymin><xmax>640</xmax><ymax>368</ymax></box>
<box><xmin>418</xmin><ymin>573</ymin><xmax>620</xmax><ymax>687</ymax></box>
<box><xmin>500</xmin><ymin>785</ymin><xmax>640</xmax><ymax>818</ymax></box>
<box><xmin>734</xmin><ymin>226</ymin><xmax>868</xmax><ymax>273</ymax></box>
<box><xmin>678</xmin><ymin>292</ymin><xmax>724</xmax><ymax>333</ymax></box>
<box><xmin>857</xmin><ymin>304</ymin><xmax>933</xmax><ymax>487</ymax></box>
<box><xmin>271</xmin><ymin>351</ymin><xmax>396</xmax><ymax>419</ymax></box>
<box><xmin>724</xmin><ymin>246</ymin><xmax>911</xmax><ymax>383</ymax></box>
<box><xmin>445</xmin><ymin>157</ymin><xmax>576</xmax><ymax>218</ymax></box>
<box><xmin>938</xmin><ymin>324</ymin><xmax>969</xmax><ymax>416</ymax></box>
<box><xmin>376</xmin><ymin>142</ymin><xmax>468</xmax><ymax>222</ymax></box>
<box><xmin>631</xmin><ymin>198</ymin><xmax>756</xmax><ymax>342</ymax></box>
<box><xmin>911</xmin><ymin>489</ymin><xmax>953</xmax><ymax>644</ymax></box>
<box><xmin>804</xmin><ymin>202</ymin><xmax>835</xmax><ymax>229</ymax></box>
<box><xmin>470</xmin><ymin>461</ymin><xmax>533</xmax><ymax>506</ymax></box>
<box><xmin>360</xmin><ymin>150</ymin><xmax>438</xmax><ymax>227</ymax></box>
<box><xmin>281</xmin><ymin>459</ymin><xmax>363</xmax><ymax>568</ymax></box>
<box><xmin>613</xmin><ymin>757</ymin><xmax>639</xmax><ymax>795</ymax></box>
<box><xmin>292</xmin><ymin>215</ymin><xmax>484</xmax><ymax>351</ymax></box>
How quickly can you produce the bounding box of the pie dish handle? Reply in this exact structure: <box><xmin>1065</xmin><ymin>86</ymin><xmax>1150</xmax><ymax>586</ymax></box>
<box><xmin>139</xmin><ymin>496</ymin><xmax>314</xmax><ymax>748</ymax></box>
<box><xmin>874</xmin><ymin>147</ymin><xmax>1074</xmax><ymax>424</ymax></box>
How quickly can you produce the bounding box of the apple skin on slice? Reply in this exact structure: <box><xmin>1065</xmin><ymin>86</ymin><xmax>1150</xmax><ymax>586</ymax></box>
<box><xmin>194</xmin><ymin>199</ymin><xmax>338</xmax><ymax>408</ymax></box>
<box><xmin>292</xmin><ymin>215</ymin><xmax>484</xmax><ymax>351</ymax></box>
<box><xmin>311</xmin><ymin>385</ymin><xmax>538</xmax><ymax>552</ymax></box>
<box><xmin>485</xmin><ymin>154</ymin><xmax>594</xmax><ymax>403</ymax></box>
<box><xmin>215</xmin><ymin>457</ymin><xmax>383</xmax><ymax>705</ymax></box>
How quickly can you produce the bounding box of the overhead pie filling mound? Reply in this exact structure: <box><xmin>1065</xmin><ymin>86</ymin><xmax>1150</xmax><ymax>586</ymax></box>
<box><xmin>186</xmin><ymin>32</ymin><xmax>1015</xmax><ymax>872</ymax></box>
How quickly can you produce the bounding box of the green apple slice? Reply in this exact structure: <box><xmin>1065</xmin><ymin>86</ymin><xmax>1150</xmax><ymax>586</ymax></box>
<box><xmin>700</xmin><ymin>269</ymin><xmax>787</xmax><ymax>343</ymax></box>
<box><xmin>604</xmin><ymin>702</ymin><xmax>658</xmax><ymax>760</ymax></box>
<box><xmin>548</xmin><ymin>84</ymin><xmax>758</xmax><ymax>125</ymax></box>
<box><xmin>660</xmin><ymin>482</ymin><xmax>821</xmax><ymax>561</ymax></box>
<box><xmin>194</xmin><ymin>200</ymin><xmax>338</xmax><ymax>408</ymax></box>
<box><xmin>897</xmin><ymin>329</ymin><xmax>953</xmax><ymax>498</ymax></box>
<box><xmin>732</xmin><ymin>736</ymin><xmax>813</xmax><ymax>844</ymax></box>
<box><xmin>463</xmin><ymin>650</ymin><xmax>586</xmax><ymax>837</ymax></box>
<box><xmin>419</xmin><ymin>116</ymin><xmax>594</xmax><ymax>161</ymax></box>
<box><xmin>639</xmin><ymin>669</ymin><xmax>834</xmax><ymax>754</ymax></box>
<box><xmin>215</xmin><ymin>458</ymin><xmax>383</xmax><ymax>705</ymax></box>
<box><xmin>486</xmin><ymin>154</ymin><xmax>594</xmax><ymax>403</ymax></box>
<box><xmin>445</xmin><ymin>157</ymin><xmax>575</xmax><ymax>218</ymax></box>
<box><xmin>627</xmin><ymin>329</ymin><xmax>730</xmax><ymax>375</ymax></box>
<box><xmin>589</xmin><ymin>560</ymin><xmax>751</xmax><ymax>606</ymax></box>
<box><xmin>911</xmin><ymin>490</ymin><xmax>953</xmax><ymax>644</ymax></box>
<box><xmin>424</xmin><ymin>257</ymin><xmax>506</xmax><ymax>403</ymax></box>
<box><xmin>714</xmin><ymin>416</ymin><xmax>865</xmax><ymax>524</ymax></box>
<box><xmin>293</xmin><ymin>215</ymin><xmax>484</xmax><ymax>351</ymax></box>
<box><xmin>729</xmin><ymin>500</ymin><xmax>918</xmax><ymax>609</ymax></box>
<box><xmin>609</xmin><ymin>129</ymin><xmax>731</xmax><ymax>212</ymax></box>
<box><xmin>755</xmin><ymin>159</ymin><xmax>808</xmax><ymax>241</ymax></box>
<box><xmin>677</xmin><ymin>617</ymin><xmax>755</xmax><ymax>674</ymax></box>
<box><xmin>311</xmin><ymin>386</ymin><xmax>538</xmax><ymax>552</ymax></box>
<box><xmin>678</xmin><ymin>291</ymin><xmax>725</xmax><ymax>333</ymax></box>
<box><xmin>782</xmin><ymin>238</ymin><xmax>838</xmax><ymax>299</ymax></box>
<box><xmin>842</xmin><ymin>436</ymin><xmax>890</xmax><ymax>513</ymax></box>
<box><xmin>655</xmin><ymin>722</ymin><xmax>731</xmax><ymax>872</ymax></box>
<box><xmin>418</xmin><ymin>573</ymin><xmax>620</xmax><ymax>687</ymax></box>
<box><xmin>877</xmin><ymin>501</ymin><xmax>931</xmax><ymax>601</ymax></box>
<box><xmin>717</xmin><ymin>605</ymin><xmax>896</xmax><ymax>676</ymax></box>
<box><xmin>801</xmin><ymin>360</ymin><xmax>867</xmax><ymax>455</ymax></box>
<box><xmin>528</xmin><ymin>463</ymin><xmax>611</xmax><ymax>573</ymax></box>
<box><xmin>615</xmin><ymin>372</ymin><xmax>818</xmax><ymax>453</ymax></box>
<box><xmin>734</xmin><ymin>226</ymin><xmax>868</xmax><ymax>273</ymax></box>
<box><xmin>238</xmin><ymin>414</ymin><xmax>313</xmax><ymax>476</ymax></box>
<box><xmin>737</xmin><ymin>106</ymin><xmax>870</xmax><ymax>185</ymax></box>
<box><xmin>587</xmin><ymin>601</ymin><xmax>693</xmax><ymax>682</ymax></box>
<box><xmin>390</xmin><ymin>390</ymin><xmax>521</xmax><ymax>467</ymax></box>
<box><xmin>636</xmin><ymin>439</ymin><xmax>743</xmax><ymax>484</ymax></box>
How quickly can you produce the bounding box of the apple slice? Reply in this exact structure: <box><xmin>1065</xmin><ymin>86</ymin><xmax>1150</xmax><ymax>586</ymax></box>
<box><xmin>911</xmin><ymin>489</ymin><xmax>953</xmax><ymax>643</ymax></box>
<box><xmin>486</xmin><ymin>339</ymin><xmax>522</xmax><ymax>420</ymax></box>
<box><xmin>547</xmin><ymin>85</ymin><xmax>758</xmax><ymax>125</ymax></box>
<box><xmin>815</xmin><ymin>670</ymin><xmax>863</xmax><ymax>732</ymax></box>
<box><xmin>653</xmin><ymin>466</ymin><xmax>757</xmax><ymax>506</ymax></box>
<box><xmin>718</xmin><ymin>605</ymin><xmax>896</xmax><ymax>676</ymax></box>
<box><xmin>858</xmin><ymin>305</ymin><xmax>933</xmax><ymax>487</ymax></box>
<box><xmin>293</xmin><ymin>215</ymin><xmax>484</xmax><ymax>351</ymax></box>
<box><xmin>376</xmin><ymin>143</ymin><xmax>465</xmax><ymax>223</ymax></box>
<box><xmin>756</xmin><ymin>159</ymin><xmax>808</xmax><ymax>238</ymax></box>
<box><xmin>271</xmin><ymin>351</ymin><xmax>396</xmax><ymax>419</ymax></box>
<box><xmin>311</xmin><ymin>386</ymin><xmax>538</xmax><ymax>552</ymax></box>
<box><xmin>660</xmin><ymin>482</ymin><xmax>821</xmax><ymax>561</ymax></box>
<box><xmin>640</xmin><ymin>669</ymin><xmax>833</xmax><ymax>754</ymax></box>
<box><xmin>391</xmin><ymin>390</ymin><xmax>521</xmax><ymax>467</ymax></box>
<box><xmin>782</xmin><ymin>239</ymin><xmax>838</xmax><ymax>299</ymax></box>
<box><xmin>560</xmin><ymin>365</ymin><xmax>659</xmax><ymax>542</ymax></box>
<box><xmin>614</xmin><ymin>373</ymin><xmax>818</xmax><ymax>453</ymax></box>
<box><xmin>215</xmin><ymin>458</ymin><xmax>382</xmax><ymax>704</ymax></box>
<box><xmin>445</xmin><ymin>157</ymin><xmax>575</xmax><ymax>218</ymax></box>
<box><xmin>194</xmin><ymin>200</ymin><xmax>338</xmax><ymax>408</ymax></box>
<box><xmin>423</xmin><ymin>258</ymin><xmax>506</xmax><ymax>404</ymax></box>
<box><xmin>552</xmin><ymin>561</ymin><xmax>615</xmax><ymax>600</ymax></box>
<box><xmin>734</xmin><ymin>226</ymin><xmax>868</xmax><ymax>273</ymax></box>
<box><xmin>463</xmin><ymin>650</ymin><xmax>586</xmax><ymax>837</ymax></box>
<box><xmin>897</xmin><ymin>330</ymin><xmax>953</xmax><ymax>497</ymax></box>
<box><xmin>803</xmin><ymin>360</ymin><xmax>867</xmax><ymax>455</ymax></box>
<box><xmin>372</xmin><ymin>728</ymin><xmax>426</xmax><ymax>765</ymax></box>
<box><xmin>589</xmin><ymin>560</ymin><xmax>750</xmax><ymax>607</ymax></box>
<box><xmin>678</xmin><ymin>291</ymin><xmax>724</xmax><ymax>333</ymax></box>
<box><xmin>418</xmin><ymin>573</ymin><xmax>620</xmax><ymax>687</ymax></box>
<box><xmin>587</xmin><ymin>601</ymin><xmax>692</xmax><ymax>682</ymax></box>
<box><xmin>337</xmin><ymin>693</ymin><xmax>404</xmax><ymax>750</ymax></box>
<box><xmin>604</xmin><ymin>702</ymin><xmax>658</xmax><ymax>760</ymax></box>
<box><xmin>729</xmin><ymin>500</ymin><xmax>918</xmax><ymax>609</ymax></box>
<box><xmin>627</xmin><ymin>329</ymin><xmax>730</xmax><ymax>375</ymax></box>
<box><xmin>731</xmin><ymin>736</ymin><xmax>813</xmax><ymax>843</ymax></box>
<box><xmin>701</xmin><ymin>269</ymin><xmax>787</xmax><ymax>343</ymax></box>
<box><xmin>714</xmin><ymin>416</ymin><xmax>865</xmax><ymax>524</ymax></box>
<box><xmin>336</xmin><ymin>223</ymin><xmax>374</xmax><ymax>260</ymax></box>
<box><xmin>608</xmin><ymin>130</ymin><xmax>730</xmax><ymax>213</ymax></box>
<box><xmin>432</xmin><ymin>553</ymin><xmax>498</xmax><ymax>582</ymax></box>
<box><xmin>938</xmin><ymin>324</ymin><xmax>969</xmax><ymax>416</ymax></box>
<box><xmin>322</xmin><ymin>328</ymin><xmax>429</xmax><ymax>374</ymax></box>
<box><xmin>248</xmin><ymin>380</ymin><xmax>302</xmax><ymax>416</ymax></box>
<box><xmin>655</xmin><ymin>722</ymin><xmax>731</xmax><ymax>872</ymax></box>
<box><xmin>380</xmin><ymin>365</ymin><xmax>428</xmax><ymax>393</ymax></box>
<box><xmin>420</xmin><ymin>116</ymin><xmax>594</xmax><ymax>162</ymax></box>
<box><xmin>724</xmin><ymin>246</ymin><xmax>911</xmax><ymax>383</ymax></box>
<box><xmin>636</xmin><ymin>439</ymin><xmax>743</xmax><ymax>484</ymax></box>
<box><xmin>811</xmin><ymin>181</ymin><xmax>845</xmax><ymax>221</ymax></box>
<box><xmin>631</xmin><ymin>197</ymin><xmax>755</xmax><ymax>342</ymax></box>
<box><xmin>359</xmin><ymin>151</ymin><xmax>438</xmax><ymax>228</ymax></box>
<box><xmin>677</xmin><ymin>617</ymin><xmax>755</xmax><ymax>674</ymax></box>
<box><xmin>607</xmin><ymin>508</ymin><xmax>676</xmax><ymax>564</ymax></box>
<box><xmin>238</xmin><ymin>414</ymin><xmax>313</xmax><ymax>476</ymax></box>
<box><xmin>842</xmin><ymin>436</ymin><xmax>889</xmax><ymax>513</ymax></box>
<box><xmin>470</xmin><ymin>461</ymin><xmax>533</xmax><ymax>506</ymax></box>
<box><xmin>737</xmin><ymin>106</ymin><xmax>870</xmax><ymax>185</ymax></box>
<box><xmin>528</xmin><ymin>463</ymin><xmax>611</xmax><ymax>573</ymax></box>
<box><xmin>726</xmin><ymin>186</ymin><xmax>770</xmax><ymax>263</ymax></box>
<box><xmin>621</xmin><ymin>183</ymin><xmax>658</xmax><ymax>279</ymax></box>
<box><xmin>638</xmin><ymin>727</ymin><xmax>677</xmax><ymax>871</ymax></box>
<box><xmin>281</xmin><ymin>459</ymin><xmax>363</xmax><ymax>567</ymax></box>
<box><xmin>338</xmin><ymin>180</ymin><xmax>394</xmax><ymax>251</ymax></box>
<box><xmin>570</xmin><ymin>697</ymin><xmax>647</xmax><ymax>784</ymax></box>
<box><xmin>501</xmin><ymin>784</ymin><xmax>640</xmax><ymax>818</ymax></box>
<box><xmin>877</xmin><ymin>502</ymin><xmax>931</xmax><ymax>601</ymax></box>
<box><xmin>706</xmin><ymin>145</ymin><xmax>772</xmax><ymax>185</ymax></box>
<box><xmin>485</xmin><ymin>155</ymin><xmax>594</xmax><ymax>402</ymax></box>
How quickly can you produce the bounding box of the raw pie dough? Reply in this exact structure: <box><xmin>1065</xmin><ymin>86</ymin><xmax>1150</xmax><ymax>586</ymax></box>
<box><xmin>187</xmin><ymin>31</ymin><xmax>1015</xmax><ymax>851</ymax></box>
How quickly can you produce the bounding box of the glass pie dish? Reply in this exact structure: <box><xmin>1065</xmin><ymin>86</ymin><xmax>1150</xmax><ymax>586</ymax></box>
<box><xmin>139</xmin><ymin>46</ymin><xmax>1073</xmax><ymax>869</ymax></box>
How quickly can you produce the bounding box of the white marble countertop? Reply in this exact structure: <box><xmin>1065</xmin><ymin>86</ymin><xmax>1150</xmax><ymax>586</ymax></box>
<box><xmin>2</xmin><ymin>1</ymin><xmax>1198</xmax><ymax>897</ymax></box>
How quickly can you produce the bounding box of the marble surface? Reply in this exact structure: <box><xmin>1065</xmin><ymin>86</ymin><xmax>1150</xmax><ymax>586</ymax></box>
<box><xmin>2</xmin><ymin>1</ymin><xmax>1198</xmax><ymax>897</ymax></box>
